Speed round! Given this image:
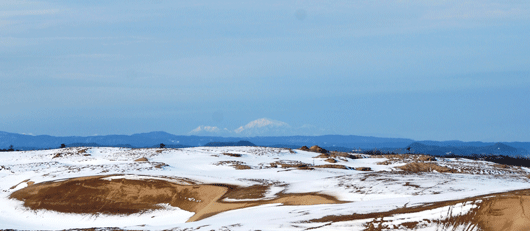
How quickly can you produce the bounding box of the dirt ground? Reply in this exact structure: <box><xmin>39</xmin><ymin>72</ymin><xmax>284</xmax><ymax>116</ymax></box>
<box><xmin>9</xmin><ymin>175</ymin><xmax>342</xmax><ymax>223</ymax></box>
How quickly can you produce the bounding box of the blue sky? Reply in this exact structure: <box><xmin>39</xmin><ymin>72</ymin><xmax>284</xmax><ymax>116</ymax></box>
<box><xmin>0</xmin><ymin>1</ymin><xmax>529</xmax><ymax>141</ymax></box>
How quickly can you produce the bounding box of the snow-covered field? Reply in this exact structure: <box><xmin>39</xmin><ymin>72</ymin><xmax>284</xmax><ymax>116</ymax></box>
<box><xmin>1</xmin><ymin>146</ymin><xmax>529</xmax><ymax>230</ymax></box>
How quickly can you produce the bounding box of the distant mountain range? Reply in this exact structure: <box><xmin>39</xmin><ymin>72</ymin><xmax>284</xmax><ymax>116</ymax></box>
<box><xmin>1</xmin><ymin>131</ymin><xmax>529</xmax><ymax>157</ymax></box>
<box><xmin>381</xmin><ymin>142</ymin><xmax>530</xmax><ymax>157</ymax></box>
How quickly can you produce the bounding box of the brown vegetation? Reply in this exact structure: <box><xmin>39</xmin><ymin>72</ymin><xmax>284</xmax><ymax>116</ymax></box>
<box><xmin>300</xmin><ymin>145</ymin><xmax>329</xmax><ymax>154</ymax></box>
<box><xmin>314</xmin><ymin>164</ymin><xmax>349</xmax><ymax>170</ymax></box>
<box><xmin>154</xmin><ymin>163</ymin><xmax>169</xmax><ymax>169</ymax></box>
<box><xmin>397</xmin><ymin>163</ymin><xmax>454</xmax><ymax>173</ymax></box>
<box><xmin>376</xmin><ymin>160</ymin><xmax>393</xmax><ymax>165</ymax></box>
<box><xmin>310</xmin><ymin>145</ymin><xmax>328</xmax><ymax>153</ymax></box>
<box><xmin>270</xmin><ymin>160</ymin><xmax>312</xmax><ymax>170</ymax></box>
<box><xmin>355</xmin><ymin>167</ymin><xmax>371</xmax><ymax>171</ymax></box>
<box><xmin>372</xmin><ymin>154</ymin><xmax>437</xmax><ymax>165</ymax></box>
<box><xmin>134</xmin><ymin>157</ymin><xmax>149</xmax><ymax>162</ymax></box>
<box><xmin>222</xmin><ymin>153</ymin><xmax>242</xmax><ymax>157</ymax></box>
<box><xmin>51</xmin><ymin>148</ymin><xmax>91</xmax><ymax>159</ymax></box>
<box><xmin>215</xmin><ymin>161</ymin><xmax>252</xmax><ymax>170</ymax></box>
<box><xmin>313</xmin><ymin>151</ymin><xmax>359</xmax><ymax>160</ymax></box>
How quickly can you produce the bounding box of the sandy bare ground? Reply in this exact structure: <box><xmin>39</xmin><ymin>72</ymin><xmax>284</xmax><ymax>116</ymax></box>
<box><xmin>306</xmin><ymin>188</ymin><xmax>530</xmax><ymax>231</ymax></box>
<box><xmin>474</xmin><ymin>191</ymin><xmax>530</xmax><ymax>231</ymax></box>
<box><xmin>9</xmin><ymin>175</ymin><xmax>342</xmax><ymax>223</ymax></box>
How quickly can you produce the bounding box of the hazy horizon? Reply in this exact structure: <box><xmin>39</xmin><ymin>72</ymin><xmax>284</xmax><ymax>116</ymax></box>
<box><xmin>1</xmin><ymin>1</ymin><xmax>529</xmax><ymax>142</ymax></box>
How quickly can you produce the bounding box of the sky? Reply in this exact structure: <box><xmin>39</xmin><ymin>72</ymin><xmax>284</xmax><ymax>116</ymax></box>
<box><xmin>0</xmin><ymin>0</ymin><xmax>529</xmax><ymax>141</ymax></box>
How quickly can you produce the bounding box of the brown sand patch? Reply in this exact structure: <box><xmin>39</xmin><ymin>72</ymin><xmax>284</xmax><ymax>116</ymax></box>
<box><xmin>474</xmin><ymin>194</ymin><xmax>530</xmax><ymax>231</ymax></box>
<box><xmin>308</xmin><ymin>188</ymin><xmax>530</xmax><ymax>231</ymax></box>
<box><xmin>220</xmin><ymin>184</ymin><xmax>270</xmax><ymax>200</ymax></box>
<box><xmin>397</xmin><ymin>162</ymin><xmax>454</xmax><ymax>173</ymax></box>
<box><xmin>134</xmin><ymin>157</ymin><xmax>148</xmax><ymax>162</ymax></box>
<box><xmin>10</xmin><ymin>175</ymin><xmax>342</xmax><ymax>223</ymax></box>
<box><xmin>9</xmin><ymin>175</ymin><xmax>225</xmax><ymax>215</ymax></box>
<box><xmin>192</xmin><ymin>192</ymin><xmax>342</xmax><ymax>222</ymax></box>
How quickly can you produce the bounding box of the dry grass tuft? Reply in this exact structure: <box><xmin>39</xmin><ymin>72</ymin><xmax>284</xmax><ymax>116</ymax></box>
<box><xmin>377</xmin><ymin>160</ymin><xmax>393</xmax><ymax>165</ymax></box>
<box><xmin>234</xmin><ymin>164</ymin><xmax>252</xmax><ymax>170</ymax></box>
<box><xmin>222</xmin><ymin>153</ymin><xmax>242</xmax><ymax>157</ymax></box>
<box><xmin>310</xmin><ymin>145</ymin><xmax>328</xmax><ymax>153</ymax></box>
<box><xmin>216</xmin><ymin>161</ymin><xmax>252</xmax><ymax>170</ymax></box>
<box><xmin>52</xmin><ymin>153</ymin><xmax>62</xmax><ymax>159</ymax></box>
<box><xmin>418</xmin><ymin>155</ymin><xmax>437</xmax><ymax>161</ymax></box>
<box><xmin>314</xmin><ymin>164</ymin><xmax>349</xmax><ymax>170</ymax></box>
<box><xmin>314</xmin><ymin>153</ymin><xmax>330</xmax><ymax>158</ymax></box>
<box><xmin>270</xmin><ymin>160</ymin><xmax>313</xmax><ymax>170</ymax></box>
<box><xmin>314</xmin><ymin>152</ymin><xmax>358</xmax><ymax>160</ymax></box>
<box><xmin>355</xmin><ymin>167</ymin><xmax>372</xmax><ymax>171</ymax></box>
<box><xmin>371</xmin><ymin>154</ymin><xmax>437</xmax><ymax>166</ymax></box>
<box><xmin>154</xmin><ymin>163</ymin><xmax>169</xmax><ymax>169</ymax></box>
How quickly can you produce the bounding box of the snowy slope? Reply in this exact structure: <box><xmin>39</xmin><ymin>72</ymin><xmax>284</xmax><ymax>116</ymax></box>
<box><xmin>1</xmin><ymin>147</ymin><xmax>529</xmax><ymax>230</ymax></box>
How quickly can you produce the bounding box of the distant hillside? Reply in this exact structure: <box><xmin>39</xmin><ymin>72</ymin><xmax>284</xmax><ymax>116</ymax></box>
<box><xmin>0</xmin><ymin>131</ymin><xmax>415</xmax><ymax>150</ymax></box>
<box><xmin>1</xmin><ymin>131</ymin><xmax>529</xmax><ymax>157</ymax></box>
<box><xmin>204</xmin><ymin>141</ymin><xmax>256</xmax><ymax>147</ymax></box>
<box><xmin>405</xmin><ymin>142</ymin><xmax>529</xmax><ymax>157</ymax></box>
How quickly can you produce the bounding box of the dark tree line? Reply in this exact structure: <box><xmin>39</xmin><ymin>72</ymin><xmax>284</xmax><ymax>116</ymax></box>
<box><xmin>0</xmin><ymin>145</ymin><xmax>16</xmax><ymax>152</ymax></box>
<box><xmin>441</xmin><ymin>153</ymin><xmax>530</xmax><ymax>168</ymax></box>
<box><xmin>362</xmin><ymin>147</ymin><xmax>530</xmax><ymax>168</ymax></box>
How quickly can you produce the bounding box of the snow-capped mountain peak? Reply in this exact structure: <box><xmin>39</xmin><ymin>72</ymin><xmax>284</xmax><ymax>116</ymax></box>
<box><xmin>234</xmin><ymin>118</ymin><xmax>289</xmax><ymax>134</ymax></box>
